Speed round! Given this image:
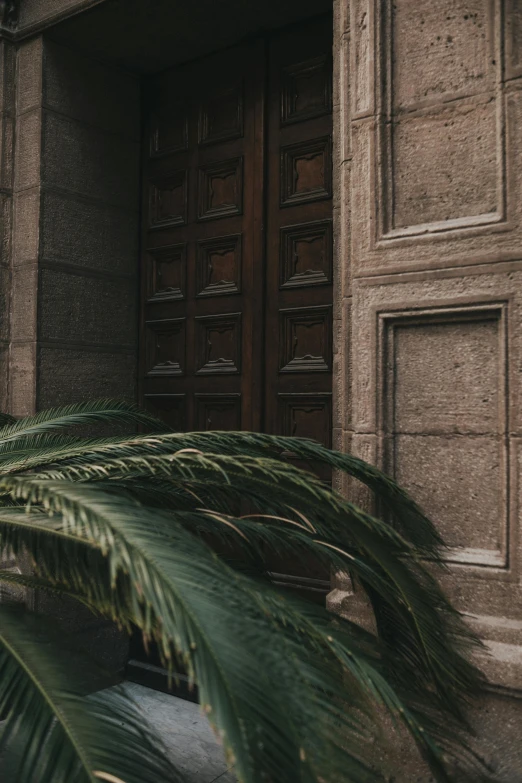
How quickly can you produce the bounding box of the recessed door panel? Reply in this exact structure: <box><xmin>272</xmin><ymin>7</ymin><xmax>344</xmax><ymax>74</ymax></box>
<box><xmin>139</xmin><ymin>17</ymin><xmax>333</xmax><ymax>602</ymax></box>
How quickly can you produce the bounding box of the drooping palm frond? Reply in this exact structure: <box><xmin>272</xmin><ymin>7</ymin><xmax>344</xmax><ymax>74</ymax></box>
<box><xmin>0</xmin><ymin>604</ymin><xmax>180</xmax><ymax>783</ymax></box>
<box><xmin>21</xmin><ymin>451</ymin><xmax>481</xmax><ymax>709</ymax></box>
<box><xmin>0</xmin><ymin>399</ymin><xmax>167</xmax><ymax>443</ymax></box>
<box><xmin>0</xmin><ymin>400</ymin><xmax>491</xmax><ymax>783</ymax></box>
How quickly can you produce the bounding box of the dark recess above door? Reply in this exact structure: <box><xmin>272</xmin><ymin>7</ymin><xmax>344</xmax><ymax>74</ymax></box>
<box><xmin>47</xmin><ymin>0</ymin><xmax>333</xmax><ymax>74</ymax></box>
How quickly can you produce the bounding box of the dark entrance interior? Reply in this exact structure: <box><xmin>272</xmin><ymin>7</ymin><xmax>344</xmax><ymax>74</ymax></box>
<box><xmin>49</xmin><ymin>1</ymin><xmax>333</xmax><ymax>693</ymax></box>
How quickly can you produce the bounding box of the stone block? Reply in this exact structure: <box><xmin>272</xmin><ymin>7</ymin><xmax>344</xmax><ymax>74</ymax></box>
<box><xmin>14</xmin><ymin>111</ymin><xmax>41</xmax><ymax>191</ymax></box>
<box><xmin>43</xmin><ymin>40</ymin><xmax>140</xmax><ymax>140</ymax></box>
<box><xmin>0</xmin><ymin>193</ymin><xmax>12</xmax><ymax>266</ymax></box>
<box><xmin>0</xmin><ymin>265</ymin><xmax>9</xmax><ymax>342</ymax></box>
<box><xmin>0</xmin><ymin>343</ymin><xmax>8</xmax><ymax>412</ymax></box>
<box><xmin>391</xmin><ymin>434</ymin><xmax>504</xmax><ymax>562</ymax></box>
<box><xmin>11</xmin><ymin>264</ymin><xmax>38</xmax><ymax>342</ymax></box>
<box><xmin>41</xmin><ymin>111</ymin><xmax>140</xmax><ymax>210</ymax></box>
<box><xmin>391</xmin><ymin>98</ymin><xmax>498</xmax><ymax>230</ymax></box>
<box><xmin>341</xmin><ymin>298</ymin><xmax>352</xmax><ymax>430</ymax></box>
<box><xmin>38</xmin><ymin>268</ymin><xmax>136</xmax><ymax>346</ymax></box>
<box><xmin>389</xmin><ymin>315</ymin><xmax>500</xmax><ymax>435</ymax></box>
<box><xmin>341</xmin><ymin>431</ymin><xmax>378</xmax><ymax>511</ymax></box>
<box><xmin>9</xmin><ymin>342</ymin><xmax>36</xmax><ymax>416</ymax></box>
<box><xmin>0</xmin><ymin>42</ymin><xmax>16</xmax><ymax>117</ymax></box>
<box><xmin>0</xmin><ymin>113</ymin><xmax>15</xmax><ymax>189</ymax></box>
<box><xmin>40</xmin><ymin>190</ymin><xmax>139</xmax><ymax>275</ymax></box>
<box><xmin>16</xmin><ymin>38</ymin><xmax>43</xmax><ymax>115</ymax></box>
<box><xmin>352</xmin><ymin>271</ymin><xmax>522</xmax><ymax>434</ymax></box>
<box><xmin>392</xmin><ymin>0</ymin><xmax>495</xmax><ymax>111</ymax></box>
<box><xmin>37</xmin><ymin>347</ymin><xmax>136</xmax><ymax>408</ymax></box>
<box><xmin>13</xmin><ymin>189</ymin><xmax>40</xmax><ymax>264</ymax></box>
<box><xmin>18</xmin><ymin>0</ymin><xmax>97</xmax><ymax>30</ymax></box>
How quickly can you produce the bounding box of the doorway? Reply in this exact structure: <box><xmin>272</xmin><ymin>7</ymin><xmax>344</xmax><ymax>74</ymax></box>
<box><xmin>140</xmin><ymin>14</ymin><xmax>333</xmax><ymax>448</ymax></box>
<box><xmin>131</xmin><ymin>14</ymin><xmax>333</xmax><ymax>690</ymax></box>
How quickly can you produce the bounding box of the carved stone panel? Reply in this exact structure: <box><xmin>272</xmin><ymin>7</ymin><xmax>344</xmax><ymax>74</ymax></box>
<box><xmin>149</xmin><ymin>170</ymin><xmax>187</xmax><ymax>228</ymax></box>
<box><xmin>147</xmin><ymin>243</ymin><xmax>186</xmax><ymax>301</ymax></box>
<box><xmin>280</xmin><ymin>137</ymin><xmax>332</xmax><ymax>207</ymax></box>
<box><xmin>198</xmin><ymin>157</ymin><xmax>243</xmax><ymax>220</ymax></box>
<box><xmin>195</xmin><ymin>394</ymin><xmax>241</xmax><ymax>430</ymax></box>
<box><xmin>392</xmin><ymin>0</ymin><xmax>495</xmax><ymax>111</ymax></box>
<box><xmin>390</xmin><ymin>100</ymin><xmax>499</xmax><ymax>230</ymax></box>
<box><xmin>279</xmin><ymin>393</ymin><xmax>332</xmax><ymax>447</ymax></box>
<box><xmin>381</xmin><ymin>305</ymin><xmax>508</xmax><ymax>569</ymax></box>
<box><xmin>146</xmin><ymin>318</ymin><xmax>186</xmax><ymax>376</ymax></box>
<box><xmin>279</xmin><ymin>305</ymin><xmax>332</xmax><ymax>373</ymax></box>
<box><xmin>196</xmin><ymin>234</ymin><xmax>241</xmax><ymax>297</ymax></box>
<box><xmin>281</xmin><ymin>55</ymin><xmax>332</xmax><ymax>125</ymax></box>
<box><xmin>150</xmin><ymin>106</ymin><xmax>188</xmax><ymax>157</ymax></box>
<box><xmin>195</xmin><ymin>312</ymin><xmax>241</xmax><ymax>374</ymax></box>
<box><xmin>199</xmin><ymin>84</ymin><xmax>243</xmax><ymax>145</ymax></box>
<box><xmin>280</xmin><ymin>220</ymin><xmax>332</xmax><ymax>288</ymax></box>
<box><xmin>144</xmin><ymin>394</ymin><xmax>186</xmax><ymax>431</ymax></box>
<box><xmin>375</xmin><ymin>0</ymin><xmax>504</xmax><ymax>240</ymax></box>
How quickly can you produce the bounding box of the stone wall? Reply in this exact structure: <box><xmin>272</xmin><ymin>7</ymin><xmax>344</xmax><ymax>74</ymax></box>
<box><xmin>7</xmin><ymin>36</ymin><xmax>141</xmax><ymax>674</ymax></box>
<box><xmin>10</xmin><ymin>37</ymin><xmax>140</xmax><ymax>415</ymax></box>
<box><xmin>0</xmin><ymin>40</ymin><xmax>15</xmax><ymax>413</ymax></box>
<box><xmin>331</xmin><ymin>0</ymin><xmax>522</xmax><ymax>778</ymax></box>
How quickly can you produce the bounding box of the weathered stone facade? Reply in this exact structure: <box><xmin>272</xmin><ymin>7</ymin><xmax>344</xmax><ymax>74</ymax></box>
<box><xmin>2</xmin><ymin>0</ymin><xmax>522</xmax><ymax>778</ymax></box>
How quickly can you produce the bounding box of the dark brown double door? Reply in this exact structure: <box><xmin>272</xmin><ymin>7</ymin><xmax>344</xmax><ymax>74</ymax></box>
<box><xmin>140</xmin><ymin>17</ymin><xmax>333</xmax><ymax>593</ymax></box>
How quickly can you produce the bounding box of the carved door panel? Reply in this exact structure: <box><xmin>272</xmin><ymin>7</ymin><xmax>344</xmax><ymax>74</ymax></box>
<box><xmin>264</xmin><ymin>17</ymin><xmax>333</xmax><ymax>456</ymax></box>
<box><xmin>140</xmin><ymin>40</ymin><xmax>265</xmax><ymax>434</ymax></box>
<box><xmin>263</xmin><ymin>19</ymin><xmax>333</xmax><ymax>595</ymax></box>
<box><xmin>139</xmin><ymin>18</ymin><xmax>333</xmax><ymax>606</ymax></box>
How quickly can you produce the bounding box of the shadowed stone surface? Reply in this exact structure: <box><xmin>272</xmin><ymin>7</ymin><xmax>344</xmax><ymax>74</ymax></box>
<box><xmin>117</xmin><ymin>683</ymin><xmax>236</xmax><ymax>783</ymax></box>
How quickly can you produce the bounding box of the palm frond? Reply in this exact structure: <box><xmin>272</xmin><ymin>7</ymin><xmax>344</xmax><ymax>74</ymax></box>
<box><xmin>0</xmin><ymin>429</ymin><xmax>441</xmax><ymax>555</ymax></box>
<box><xmin>0</xmin><ymin>399</ymin><xmax>167</xmax><ymax>443</ymax></box>
<box><xmin>0</xmin><ymin>481</ymin><xmax>381</xmax><ymax>782</ymax></box>
<box><xmin>0</xmin><ymin>569</ymin><xmax>95</xmax><ymax>607</ymax></box>
<box><xmin>0</xmin><ymin>604</ymin><xmax>180</xmax><ymax>783</ymax></box>
<box><xmin>22</xmin><ymin>451</ymin><xmax>481</xmax><ymax>708</ymax></box>
<box><xmin>0</xmin><ymin>399</ymin><xmax>491</xmax><ymax>782</ymax></box>
<box><xmin>0</xmin><ymin>472</ymin><xmax>488</xmax><ymax>781</ymax></box>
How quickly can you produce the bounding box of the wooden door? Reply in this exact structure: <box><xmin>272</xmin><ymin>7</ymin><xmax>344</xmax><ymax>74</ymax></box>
<box><xmin>140</xmin><ymin>40</ymin><xmax>265</xmax><ymax>434</ymax></box>
<box><xmin>262</xmin><ymin>18</ymin><xmax>333</xmax><ymax>597</ymax></box>
<box><xmin>264</xmin><ymin>17</ymin><xmax>333</xmax><ymax>460</ymax></box>
<box><xmin>139</xmin><ymin>17</ymin><xmax>333</xmax><ymax>604</ymax></box>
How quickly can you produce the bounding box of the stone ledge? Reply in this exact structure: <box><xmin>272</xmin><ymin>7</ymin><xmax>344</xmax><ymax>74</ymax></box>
<box><xmin>328</xmin><ymin>582</ymin><xmax>522</xmax><ymax>696</ymax></box>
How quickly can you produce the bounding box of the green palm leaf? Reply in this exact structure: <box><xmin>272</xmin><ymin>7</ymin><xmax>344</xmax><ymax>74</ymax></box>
<box><xmin>0</xmin><ymin>474</ymin><xmax>487</xmax><ymax>780</ymax></box>
<box><xmin>0</xmin><ymin>605</ymin><xmax>180</xmax><ymax>783</ymax></box>
<box><xmin>23</xmin><ymin>451</ymin><xmax>481</xmax><ymax>707</ymax></box>
<box><xmin>0</xmin><ymin>481</ymin><xmax>380</xmax><ymax>782</ymax></box>
<box><xmin>0</xmin><ymin>400</ymin><xmax>166</xmax><ymax>443</ymax></box>
<box><xmin>0</xmin><ymin>402</ymin><xmax>491</xmax><ymax>782</ymax></box>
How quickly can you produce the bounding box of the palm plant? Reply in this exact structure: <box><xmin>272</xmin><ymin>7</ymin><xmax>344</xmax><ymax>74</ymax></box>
<box><xmin>0</xmin><ymin>399</ymin><xmax>490</xmax><ymax>783</ymax></box>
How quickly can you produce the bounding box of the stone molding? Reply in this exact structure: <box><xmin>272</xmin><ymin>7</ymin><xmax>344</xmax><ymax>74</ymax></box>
<box><xmin>0</xmin><ymin>0</ymin><xmax>106</xmax><ymax>39</ymax></box>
